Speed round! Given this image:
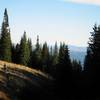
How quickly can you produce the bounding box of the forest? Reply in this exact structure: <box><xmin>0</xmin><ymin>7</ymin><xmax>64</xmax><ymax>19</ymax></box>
<box><xmin>0</xmin><ymin>8</ymin><xmax>100</xmax><ymax>100</ymax></box>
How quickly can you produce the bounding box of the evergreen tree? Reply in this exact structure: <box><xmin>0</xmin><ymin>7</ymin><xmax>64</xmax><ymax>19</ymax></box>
<box><xmin>32</xmin><ymin>35</ymin><xmax>42</xmax><ymax>69</ymax></box>
<box><xmin>11</xmin><ymin>43</ymin><xmax>20</xmax><ymax>64</ymax></box>
<box><xmin>84</xmin><ymin>24</ymin><xmax>100</xmax><ymax>77</ymax></box>
<box><xmin>50</xmin><ymin>42</ymin><xmax>59</xmax><ymax>77</ymax></box>
<box><xmin>11</xmin><ymin>44</ymin><xmax>16</xmax><ymax>63</ymax></box>
<box><xmin>52</xmin><ymin>42</ymin><xmax>59</xmax><ymax>66</ymax></box>
<box><xmin>48</xmin><ymin>46</ymin><xmax>54</xmax><ymax>75</ymax></box>
<box><xmin>41</xmin><ymin>42</ymin><xmax>49</xmax><ymax>72</ymax></box>
<box><xmin>0</xmin><ymin>8</ymin><xmax>12</xmax><ymax>62</ymax></box>
<box><xmin>84</xmin><ymin>24</ymin><xmax>100</xmax><ymax>93</ymax></box>
<box><xmin>49</xmin><ymin>46</ymin><xmax>53</xmax><ymax>62</ymax></box>
<box><xmin>19</xmin><ymin>31</ymin><xmax>30</xmax><ymax>66</ymax></box>
<box><xmin>27</xmin><ymin>38</ymin><xmax>33</xmax><ymax>67</ymax></box>
<box><xmin>58</xmin><ymin>43</ymin><xmax>71</xmax><ymax>68</ymax></box>
<box><xmin>28</xmin><ymin>38</ymin><xmax>32</xmax><ymax>54</ymax></box>
<box><xmin>84</xmin><ymin>47</ymin><xmax>93</xmax><ymax>75</ymax></box>
<box><xmin>55</xmin><ymin>42</ymin><xmax>72</xmax><ymax>99</ymax></box>
<box><xmin>15</xmin><ymin>43</ymin><xmax>20</xmax><ymax>64</ymax></box>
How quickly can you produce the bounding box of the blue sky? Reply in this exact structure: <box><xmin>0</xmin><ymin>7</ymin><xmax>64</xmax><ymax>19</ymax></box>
<box><xmin>0</xmin><ymin>0</ymin><xmax>100</xmax><ymax>46</ymax></box>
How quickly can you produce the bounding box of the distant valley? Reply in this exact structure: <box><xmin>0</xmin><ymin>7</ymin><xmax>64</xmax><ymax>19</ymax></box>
<box><xmin>69</xmin><ymin>45</ymin><xmax>86</xmax><ymax>65</ymax></box>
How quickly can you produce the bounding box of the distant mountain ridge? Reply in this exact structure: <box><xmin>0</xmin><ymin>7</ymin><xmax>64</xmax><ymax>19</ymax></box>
<box><xmin>69</xmin><ymin>45</ymin><xmax>86</xmax><ymax>52</ymax></box>
<box><xmin>68</xmin><ymin>45</ymin><xmax>86</xmax><ymax>65</ymax></box>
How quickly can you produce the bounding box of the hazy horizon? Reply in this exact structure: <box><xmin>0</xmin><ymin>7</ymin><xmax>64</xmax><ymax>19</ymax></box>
<box><xmin>0</xmin><ymin>0</ymin><xmax>100</xmax><ymax>47</ymax></box>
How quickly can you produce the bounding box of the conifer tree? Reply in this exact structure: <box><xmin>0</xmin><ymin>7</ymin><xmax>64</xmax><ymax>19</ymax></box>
<box><xmin>41</xmin><ymin>42</ymin><xmax>49</xmax><ymax>72</ymax></box>
<box><xmin>58</xmin><ymin>43</ymin><xmax>71</xmax><ymax>68</ymax></box>
<box><xmin>55</xmin><ymin>42</ymin><xmax>72</xmax><ymax>98</ymax></box>
<box><xmin>15</xmin><ymin>43</ymin><xmax>20</xmax><ymax>64</ymax></box>
<box><xmin>27</xmin><ymin>38</ymin><xmax>33</xmax><ymax>67</ymax></box>
<box><xmin>52</xmin><ymin>42</ymin><xmax>58</xmax><ymax>66</ymax></box>
<box><xmin>0</xmin><ymin>8</ymin><xmax>12</xmax><ymax>62</ymax></box>
<box><xmin>49</xmin><ymin>46</ymin><xmax>53</xmax><ymax>61</ymax></box>
<box><xmin>19</xmin><ymin>31</ymin><xmax>30</xmax><ymax>66</ymax></box>
<box><xmin>50</xmin><ymin>42</ymin><xmax>59</xmax><ymax>77</ymax></box>
<box><xmin>48</xmin><ymin>46</ymin><xmax>54</xmax><ymax>75</ymax></box>
<box><xmin>28</xmin><ymin>38</ymin><xmax>32</xmax><ymax>54</ymax></box>
<box><xmin>84</xmin><ymin>24</ymin><xmax>100</xmax><ymax>86</ymax></box>
<box><xmin>11</xmin><ymin>44</ymin><xmax>16</xmax><ymax>63</ymax></box>
<box><xmin>32</xmin><ymin>35</ymin><xmax>42</xmax><ymax>69</ymax></box>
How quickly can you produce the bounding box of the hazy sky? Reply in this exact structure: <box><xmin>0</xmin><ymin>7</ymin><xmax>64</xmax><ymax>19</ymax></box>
<box><xmin>0</xmin><ymin>0</ymin><xmax>100</xmax><ymax>46</ymax></box>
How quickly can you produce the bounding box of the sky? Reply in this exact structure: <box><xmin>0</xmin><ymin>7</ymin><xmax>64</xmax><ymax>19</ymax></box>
<box><xmin>0</xmin><ymin>0</ymin><xmax>100</xmax><ymax>47</ymax></box>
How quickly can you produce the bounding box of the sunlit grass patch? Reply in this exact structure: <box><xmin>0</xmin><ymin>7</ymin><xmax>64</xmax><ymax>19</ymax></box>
<box><xmin>0</xmin><ymin>60</ymin><xmax>48</xmax><ymax>78</ymax></box>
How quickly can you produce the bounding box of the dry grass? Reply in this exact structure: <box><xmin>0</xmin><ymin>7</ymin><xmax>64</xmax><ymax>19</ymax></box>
<box><xmin>0</xmin><ymin>60</ymin><xmax>48</xmax><ymax>78</ymax></box>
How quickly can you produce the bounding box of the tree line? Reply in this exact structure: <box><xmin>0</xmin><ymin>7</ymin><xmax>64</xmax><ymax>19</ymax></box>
<box><xmin>0</xmin><ymin>8</ymin><xmax>81</xmax><ymax>74</ymax></box>
<box><xmin>0</xmin><ymin>8</ymin><xmax>100</xmax><ymax>99</ymax></box>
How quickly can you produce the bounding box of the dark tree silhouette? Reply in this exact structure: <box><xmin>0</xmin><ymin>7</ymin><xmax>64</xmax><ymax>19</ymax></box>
<box><xmin>32</xmin><ymin>35</ymin><xmax>42</xmax><ymax>69</ymax></box>
<box><xmin>52</xmin><ymin>42</ymin><xmax>59</xmax><ymax>66</ymax></box>
<box><xmin>11</xmin><ymin>44</ymin><xmax>16</xmax><ymax>63</ymax></box>
<box><xmin>41</xmin><ymin>42</ymin><xmax>49</xmax><ymax>72</ymax></box>
<box><xmin>27</xmin><ymin>38</ymin><xmax>33</xmax><ymax>67</ymax></box>
<box><xmin>54</xmin><ymin>43</ymin><xmax>72</xmax><ymax>99</ymax></box>
<box><xmin>84</xmin><ymin>24</ymin><xmax>100</xmax><ymax>97</ymax></box>
<box><xmin>15</xmin><ymin>43</ymin><xmax>20</xmax><ymax>64</ymax></box>
<box><xmin>49</xmin><ymin>42</ymin><xmax>59</xmax><ymax>77</ymax></box>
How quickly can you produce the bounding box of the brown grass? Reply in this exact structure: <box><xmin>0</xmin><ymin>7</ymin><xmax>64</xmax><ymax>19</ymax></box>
<box><xmin>0</xmin><ymin>60</ymin><xmax>48</xmax><ymax>78</ymax></box>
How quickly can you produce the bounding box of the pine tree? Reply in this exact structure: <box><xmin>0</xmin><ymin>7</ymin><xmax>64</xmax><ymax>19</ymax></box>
<box><xmin>0</xmin><ymin>8</ymin><xmax>12</xmax><ymax>62</ymax></box>
<box><xmin>84</xmin><ymin>47</ymin><xmax>93</xmax><ymax>74</ymax></box>
<box><xmin>58</xmin><ymin>43</ymin><xmax>71</xmax><ymax>68</ymax></box>
<box><xmin>32</xmin><ymin>35</ymin><xmax>42</xmax><ymax>69</ymax></box>
<box><xmin>41</xmin><ymin>42</ymin><xmax>49</xmax><ymax>72</ymax></box>
<box><xmin>49</xmin><ymin>46</ymin><xmax>53</xmax><ymax>72</ymax></box>
<box><xmin>11</xmin><ymin>43</ymin><xmax>21</xmax><ymax>64</ymax></box>
<box><xmin>84</xmin><ymin>24</ymin><xmax>100</xmax><ymax>91</ymax></box>
<box><xmin>84</xmin><ymin>24</ymin><xmax>100</xmax><ymax>76</ymax></box>
<box><xmin>28</xmin><ymin>38</ymin><xmax>32</xmax><ymax>54</ymax></box>
<box><xmin>55</xmin><ymin>42</ymin><xmax>72</xmax><ymax>98</ymax></box>
<box><xmin>11</xmin><ymin>44</ymin><xmax>16</xmax><ymax>63</ymax></box>
<box><xmin>52</xmin><ymin>42</ymin><xmax>59</xmax><ymax>66</ymax></box>
<box><xmin>27</xmin><ymin>38</ymin><xmax>33</xmax><ymax>67</ymax></box>
<box><xmin>19</xmin><ymin>31</ymin><xmax>30</xmax><ymax>66</ymax></box>
<box><xmin>49</xmin><ymin>46</ymin><xmax>53</xmax><ymax>62</ymax></box>
<box><xmin>49</xmin><ymin>42</ymin><xmax>59</xmax><ymax>77</ymax></box>
<box><xmin>15</xmin><ymin>43</ymin><xmax>20</xmax><ymax>64</ymax></box>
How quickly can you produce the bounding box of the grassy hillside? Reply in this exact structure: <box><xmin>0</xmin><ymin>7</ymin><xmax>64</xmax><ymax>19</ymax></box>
<box><xmin>0</xmin><ymin>60</ymin><xmax>53</xmax><ymax>100</ymax></box>
<box><xmin>0</xmin><ymin>60</ymin><xmax>47</xmax><ymax>78</ymax></box>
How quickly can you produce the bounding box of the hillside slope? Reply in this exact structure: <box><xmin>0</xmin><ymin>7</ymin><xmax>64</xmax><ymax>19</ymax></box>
<box><xmin>0</xmin><ymin>60</ymin><xmax>53</xmax><ymax>100</ymax></box>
